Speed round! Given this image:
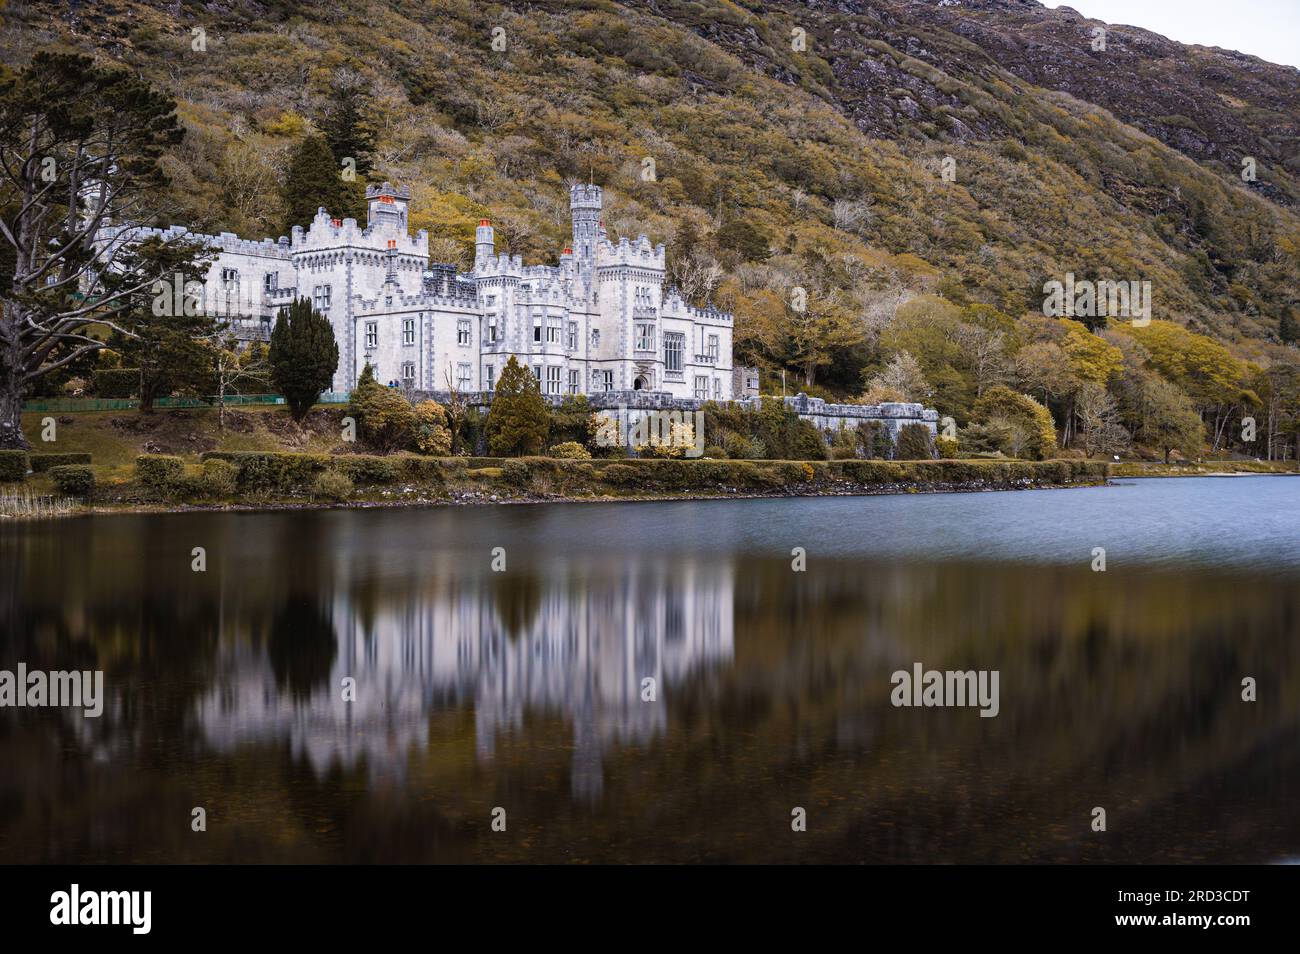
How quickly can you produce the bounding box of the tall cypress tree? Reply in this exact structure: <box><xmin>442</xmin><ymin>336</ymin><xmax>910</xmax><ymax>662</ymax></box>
<box><xmin>280</xmin><ymin>134</ymin><xmax>350</xmax><ymax>235</ymax></box>
<box><xmin>269</xmin><ymin>296</ymin><xmax>339</xmax><ymax>421</ymax></box>
<box><xmin>486</xmin><ymin>356</ymin><xmax>550</xmax><ymax>456</ymax></box>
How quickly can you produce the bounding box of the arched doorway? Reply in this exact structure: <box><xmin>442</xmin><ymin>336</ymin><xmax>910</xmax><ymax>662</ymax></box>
<box><xmin>633</xmin><ymin>376</ymin><xmax>647</xmax><ymax>390</ymax></box>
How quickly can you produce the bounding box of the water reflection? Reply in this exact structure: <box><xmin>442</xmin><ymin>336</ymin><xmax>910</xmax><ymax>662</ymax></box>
<box><xmin>2</xmin><ymin>481</ymin><xmax>1300</xmax><ymax>863</ymax></box>
<box><xmin>194</xmin><ymin>557</ymin><xmax>733</xmax><ymax>800</ymax></box>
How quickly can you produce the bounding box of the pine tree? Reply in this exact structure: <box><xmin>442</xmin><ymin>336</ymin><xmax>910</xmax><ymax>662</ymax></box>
<box><xmin>323</xmin><ymin>72</ymin><xmax>375</xmax><ymax>179</ymax></box>
<box><xmin>487</xmin><ymin>356</ymin><xmax>550</xmax><ymax>456</ymax></box>
<box><xmin>269</xmin><ymin>297</ymin><xmax>339</xmax><ymax>421</ymax></box>
<box><xmin>280</xmin><ymin>134</ymin><xmax>350</xmax><ymax>235</ymax></box>
<box><xmin>1281</xmin><ymin>310</ymin><xmax>1300</xmax><ymax>345</ymax></box>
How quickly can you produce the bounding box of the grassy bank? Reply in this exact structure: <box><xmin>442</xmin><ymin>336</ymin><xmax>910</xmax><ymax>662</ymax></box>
<box><xmin>1112</xmin><ymin>460</ymin><xmax>1300</xmax><ymax>478</ymax></box>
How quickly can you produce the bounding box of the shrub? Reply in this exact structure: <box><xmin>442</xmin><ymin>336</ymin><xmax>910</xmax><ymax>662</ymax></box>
<box><xmin>601</xmin><ymin>463</ymin><xmax>639</xmax><ymax>487</ymax></box>
<box><xmin>201</xmin><ymin>451</ymin><xmax>330</xmax><ymax>492</ymax></box>
<box><xmin>703</xmin><ymin>444</ymin><xmax>727</xmax><ymax>459</ymax></box>
<box><xmin>414</xmin><ymin>400</ymin><xmax>452</xmax><ymax>455</ymax></box>
<box><xmin>348</xmin><ymin>364</ymin><xmax>419</xmax><ymax>452</ymax></box>
<box><xmin>30</xmin><ymin>452</ymin><xmax>92</xmax><ymax>473</ymax></box>
<box><xmin>936</xmin><ymin>435</ymin><xmax>960</xmax><ymax>459</ymax></box>
<box><xmin>335</xmin><ymin>455</ymin><xmax>399</xmax><ymax>485</ymax></box>
<box><xmin>311</xmin><ymin>469</ymin><xmax>354</xmax><ymax>501</ymax></box>
<box><xmin>722</xmin><ymin>431</ymin><xmax>762</xmax><ymax>460</ymax></box>
<box><xmin>136</xmin><ymin>454</ymin><xmax>184</xmax><ymax>493</ymax></box>
<box><xmin>49</xmin><ymin>465</ymin><xmax>94</xmax><ymax>496</ymax></box>
<box><xmin>895</xmin><ymin>423</ymin><xmax>934</xmax><ymax>460</ymax></box>
<box><xmin>196</xmin><ymin>458</ymin><xmax>238</xmax><ymax>497</ymax></box>
<box><xmin>548</xmin><ymin>441</ymin><xmax>592</xmax><ymax>460</ymax></box>
<box><xmin>0</xmin><ymin>450</ymin><xmax>30</xmax><ymax>482</ymax></box>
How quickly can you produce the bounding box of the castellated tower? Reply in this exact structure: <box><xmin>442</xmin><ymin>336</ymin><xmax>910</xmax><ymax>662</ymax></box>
<box><xmin>570</xmin><ymin>184</ymin><xmax>603</xmax><ymax>287</ymax></box>
<box><xmin>366</xmin><ymin>182</ymin><xmax>410</xmax><ymax>232</ymax></box>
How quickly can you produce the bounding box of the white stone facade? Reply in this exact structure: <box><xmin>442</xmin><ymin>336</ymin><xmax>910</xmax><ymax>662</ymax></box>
<box><xmin>134</xmin><ymin>182</ymin><xmax>737</xmax><ymax>400</ymax></box>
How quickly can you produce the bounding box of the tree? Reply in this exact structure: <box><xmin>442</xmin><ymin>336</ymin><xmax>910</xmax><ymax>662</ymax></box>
<box><xmin>895</xmin><ymin>422</ymin><xmax>933</xmax><ymax>460</ymax></box>
<box><xmin>486</xmin><ymin>356</ymin><xmax>549</xmax><ymax>456</ymax></box>
<box><xmin>280</xmin><ymin>134</ymin><xmax>352</xmax><ymax>235</ymax></box>
<box><xmin>0</xmin><ymin>52</ymin><xmax>186</xmax><ymax>447</ymax></box>
<box><xmin>972</xmin><ymin>386</ymin><xmax>1057</xmax><ymax>460</ymax></box>
<box><xmin>1139</xmin><ymin>375</ymin><xmax>1205</xmax><ymax>463</ymax></box>
<box><xmin>210</xmin><ymin>335</ymin><xmax>268</xmax><ymax>430</ymax></box>
<box><xmin>414</xmin><ymin>400</ymin><xmax>452</xmax><ymax>456</ymax></box>
<box><xmin>1074</xmin><ymin>382</ymin><xmax>1130</xmax><ymax>457</ymax></box>
<box><xmin>864</xmin><ymin>351</ymin><xmax>930</xmax><ymax>403</ymax></box>
<box><xmin>106</xmin><ymin>236</ymin><xmax>217</xmax><ymax>413</ymax></box>
<box><xmin>322</xmin><ymin>68</ymin><xmax>375</xmax><ymax>180</ymax></box>
<box><xmin>269</xmin><ymin>296</ymin><xmax>339</xmax><ymax>421</ymax></box>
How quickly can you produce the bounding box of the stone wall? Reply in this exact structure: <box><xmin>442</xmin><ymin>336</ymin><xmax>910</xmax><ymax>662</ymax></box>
<box><xmin>406</xmin><ymin>388</ymin><xmax>938</xmax><ymax>440</ymax></box>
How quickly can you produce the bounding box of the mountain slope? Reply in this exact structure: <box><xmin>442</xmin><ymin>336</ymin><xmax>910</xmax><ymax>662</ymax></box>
<box><xmin>4</xmin><ymin>0</ymin><xmax>1299</xmax><ymax>389</ymax></box>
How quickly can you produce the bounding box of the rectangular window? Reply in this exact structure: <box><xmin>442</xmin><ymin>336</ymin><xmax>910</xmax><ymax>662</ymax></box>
<box><xmin>485</xmin><ymin>365</ymin><xmax>495</xmax><ymax>391</ymax></box>
<box><xmin>591</xmin><ymin>329</ymin><xmax>600</xmax><ymax>349</ymax></box>
<box><xmin>457</xmin><ymin>319</ymin><xmax>471</xmax><ymax>346</ymax></box>
<box><xmin>488</xmin><ymin>316</ymin><xmax>498</xmax><ymax>344</ymax></box>
<box><xmin>567</xmin><ymin>322</ymin><xmax>578</xmax><ymax>351</ymax></box>
<box><xmin>263</xmin><ymin>272</ymin><xmax>277</xmax><ymax>292</ymax></box>
<box><xmin>365</xmin><ymin>321</ymin><xmax>378</xmax><ymax>349</ymax></box>
<box><xmin>707</xmin><ymin>334</ymin><xmax>719</xmax><ymax>359</ymax></box>
<box><xmin>533</xmin><ymin>316</ymin><xmax>542</xmax><ymax>343</ymax></box>
<box><xmin>532</xmin><ymin>365</ymin><xmax>542</xmax><ymax>382</ymax></box>
<box><xmin>457</xmin><ymin>362</ymin><xmax>472</xmax><ymax>391</ymax></box>
<box><xmin>694</xmin><ymin>375</ymin><xmax>709</xmax><ymax>400</ymax></box>
<box><xmin>314</xmin><ymin>284</ymin><xmax>331</xmax><ymax>311</ymax></box>
<box><xmin>403</xmin><ymin>318</ymin><xmax>415</xmax><ymax>346</ymax></box>
<box><xmin>547</xmin><ymin>317</ymin><xmax>562</xmax><ymax>344</ymax></box>
<box><xmin>221</xmin><ymin>268</ymin><xmax>239</xmax><ymax>290</ymax></box>
<box><xmin>546</xmin><ymin>365</ymin><xmax>561</xmax><ymax>395</ymax></box>
<box><xmin>636</xmin><ymin>323</ymin><xmax>655</xmax><ymax>352</ymax></box>
<box><xmin>567</xmin><ymin>369</ymin><xmax>580</xmax><ymax>394</ymax></box>
<box><xmin>713</xmin><ymin>377</ymin><xmax>722</xmax><ymax>399</ymax></box>
<box><xmin>596</xmin><ymin>369</ymin><xmax>614</xmax><ymax>392</ymax></box>
<box><xmin>401</xmin><ymin>362</ymin><xmax>416</xmax><ymax>389</ymax></box>
<box><xmin>664</xmin><ymin>332</ymin><xmax>684</xmax><ymax>373</ymax></box>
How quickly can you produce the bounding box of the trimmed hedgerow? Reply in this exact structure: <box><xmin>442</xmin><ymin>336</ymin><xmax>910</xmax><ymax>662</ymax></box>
<box><xmin>135</xmin><ymin>454</ymin><xmax>184</xmax><ymax>493</ymax></box>
<box><xmin>30</xmin><ymin>452</ymin><xmax>92</xmax><ymax>473</ymax></box>
<box><xmin>49</xmin><ymin>465</ymin><xmax>94</xmax><ymax>496</ymax></box>
<box><xmin>0</xmin><ymin>450</ymin><xmax>29</xmax><ymax>482</ymax></box>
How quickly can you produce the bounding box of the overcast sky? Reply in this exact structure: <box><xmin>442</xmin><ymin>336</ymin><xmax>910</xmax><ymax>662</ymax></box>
<box><xmin>1045</xmin><ymin>0</ymin><xmax>1300</xmax><ymax>69</ymax></box>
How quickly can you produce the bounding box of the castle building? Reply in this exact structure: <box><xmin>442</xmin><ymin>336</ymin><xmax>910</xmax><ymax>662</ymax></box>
<box><xmin>136</xmin><ymin>182</ymin><xmax>739</xmax><ymax>401</ymax></box>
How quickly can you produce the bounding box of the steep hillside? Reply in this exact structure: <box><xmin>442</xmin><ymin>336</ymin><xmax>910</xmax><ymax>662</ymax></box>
<box><xmin>3</xmin><ymin>0</ymin><xmax>1299</xmax><ymax>419</ymax></box>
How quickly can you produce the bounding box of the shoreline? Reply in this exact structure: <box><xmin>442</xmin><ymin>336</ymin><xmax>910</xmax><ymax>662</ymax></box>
<box><xmin>12</xmin><ymin>475</ymin><xmax>1112</xmax><ymax>521</ymax></box>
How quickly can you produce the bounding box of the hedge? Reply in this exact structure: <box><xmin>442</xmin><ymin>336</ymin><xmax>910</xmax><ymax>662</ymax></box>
<box><xmin>49</xmin><ymin>465</ymin><xmax>94</xmax><ymax>496</ymax></box>
<box><xmin>30</xmin><ymin>452</ymin><xmax>92</xmax><ymax>473</ymax></box>
<box><xmin>0</xmin><ymin>449</ymin><xmax>29</xmax><ymax>482</ymax></box>
<box><xmin>135</xmin><ymin>454</ymin><xmax>184</xmax><ymax>492</ymax></box>
<box><xmin>91</xmin><ymin>368</ymin><xmax>139</xmax><ymax>398</ymax></box>
<box><xmin>174</xmin><ymin>452</ymin><xmax>1109</xmax><ymax>498</ymax></box>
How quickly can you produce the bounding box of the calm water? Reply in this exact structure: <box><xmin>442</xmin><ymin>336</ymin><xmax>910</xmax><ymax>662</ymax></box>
<box><xmin>2</xmin><ymin>476</ymin><xmax>1299</xmax><ymax>863</ymax></box>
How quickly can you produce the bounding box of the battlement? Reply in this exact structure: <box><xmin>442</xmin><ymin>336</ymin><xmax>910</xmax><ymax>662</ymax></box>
<box><xmin>570</xmin><ymin>183</ymin><xmax>603</xmax><ymax>210</ymax></box>
<box><xmin>292</xmin><ymin>208</ymin><xmax>428</xmax><ymax>257</ymax></box>
<box><xmin>598</xmin><ymin>234</ymin><xmax>666</xmax><ymax>270</ymax></box>
<box><xmin>100</xmin><ymin>224</ymin><xmax>291</xmax><ymax>260</ymax></box>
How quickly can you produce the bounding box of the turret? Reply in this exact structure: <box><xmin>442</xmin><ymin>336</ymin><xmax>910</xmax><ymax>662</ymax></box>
<box><xmin>475</xmin><ymin>219</ymin><xmax>495</xmax><ymax>271</ymax></box>
<box><xmin>570</xmin><ymin>184</ymin><xmax>602</xmax><ymax>283</ymax></box>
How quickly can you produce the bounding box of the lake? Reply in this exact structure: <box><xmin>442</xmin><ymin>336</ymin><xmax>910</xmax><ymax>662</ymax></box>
<box><xmin>2</xmin><ymin>476</ymin><xmax>1299</xmax><ymax>862</ymax></box>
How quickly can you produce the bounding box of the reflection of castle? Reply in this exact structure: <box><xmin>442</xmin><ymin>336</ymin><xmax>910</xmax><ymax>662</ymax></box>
<box><xmin>195</xmin><ymin>560</ymin><xmax>733</xmax><ymax>798</ymax></box>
